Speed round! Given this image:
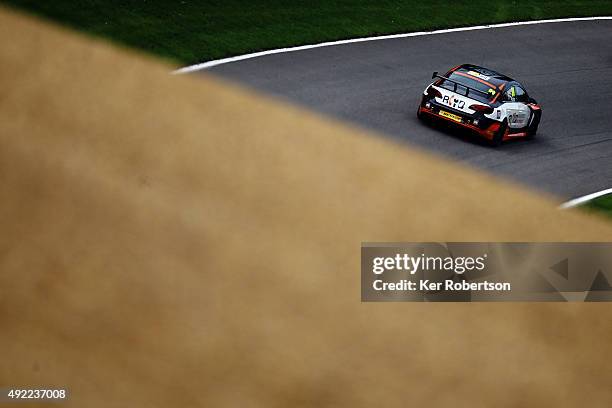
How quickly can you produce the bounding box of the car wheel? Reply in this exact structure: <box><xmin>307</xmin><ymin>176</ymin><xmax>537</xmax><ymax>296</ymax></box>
<box><xmin>490</xmin><ymin>120</ymin><xmax>507</xmax><ymax>147</ymax></box>
<box><xmin>526</xmin><ymin>118</ymin><xmax>539</xmax><ymax>140</ymax></box>
<box><xmin>417</xmin><ymin>105</ymin><xmax>430</xmax><ymax>125</ymax></box>
<box><xmin>526</xmin><ymin>125</ymin><xmax>538</xmax><ymax>140</ymax></box>
<box><xmin>525</xmin><ymin>108</ymin><xmax>541</xmax><ymax>140</ymax></box>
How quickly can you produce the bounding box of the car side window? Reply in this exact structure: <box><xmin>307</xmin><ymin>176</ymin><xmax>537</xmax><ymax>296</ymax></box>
<box><xmin>503</xmin><ymin>84</ymin><xmax>528</xmax><ymax>103</ymax></box>
<box><xmin>514</xmin><ymin>85</ymin><xmax>528</xmax><ymax>102</ymax></box>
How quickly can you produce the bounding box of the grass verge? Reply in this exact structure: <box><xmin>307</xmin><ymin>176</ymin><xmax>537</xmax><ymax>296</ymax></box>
<box><xmin>2</xmin><ymin>1</ymin><xmax>612</xmax><ymax>65</ymax></box>
<box><xmin>585</xmin><ymin>194</ymin><xmax>612</xmax><ymax>219</ymax></box>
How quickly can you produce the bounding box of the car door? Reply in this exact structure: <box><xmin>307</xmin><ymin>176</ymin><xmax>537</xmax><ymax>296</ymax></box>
<box><xmin>500</xmin><ymin>83</ymin><xmax>531</xmax><ymax>129</ymax></box>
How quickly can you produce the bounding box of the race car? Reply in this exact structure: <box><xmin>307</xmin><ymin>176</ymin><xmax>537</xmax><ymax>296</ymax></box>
<box><xmin>417</xmin><ymin>64</ymin><xmax>541</xmax><ymax>146</ymax></box>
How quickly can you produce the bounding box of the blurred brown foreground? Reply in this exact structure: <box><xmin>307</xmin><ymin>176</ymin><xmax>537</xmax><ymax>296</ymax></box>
<box><xmin>1</xmin><ymin>7</ymin><xmax>611</xmax><ymax>408</ymax></box>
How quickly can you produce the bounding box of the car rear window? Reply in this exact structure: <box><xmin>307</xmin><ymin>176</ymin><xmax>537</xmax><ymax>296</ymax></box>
<box><xmin>438</xmin><ymin>71</ymin><xmax>498</xmax><ymax>102</ymax></box>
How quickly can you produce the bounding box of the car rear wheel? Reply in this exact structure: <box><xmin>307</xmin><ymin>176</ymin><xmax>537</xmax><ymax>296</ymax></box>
<box><xmin>417</xmin><ymin>105</ymin><xmax>429</xmax><ymax>123</ymax></box>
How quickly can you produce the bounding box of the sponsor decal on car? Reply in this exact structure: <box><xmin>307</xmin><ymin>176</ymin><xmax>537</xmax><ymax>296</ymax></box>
<box><xmin>441</xmin><ymin>94</ymin><xmax>466</xmax><ymax>110</ymax></box>
<box><xmin>467</xmin><ymin>70</ymin><xmax>491</xmax><ymax>81</ymax></box>
<box><xmin>506</xmin><ymin>107</ymin><xmax>529</xmax><ymax>127</ymax></box>
<box><xmin>439</xmin><ymin>110</ymin><xmax>462</xmax><ymax>123</ymax></box>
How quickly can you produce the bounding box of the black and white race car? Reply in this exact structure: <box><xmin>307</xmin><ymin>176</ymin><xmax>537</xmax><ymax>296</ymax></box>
<box><xmin>417</xmin><ymin>64</ymin><xmax>541</xmax><ymax>146</ymax></box>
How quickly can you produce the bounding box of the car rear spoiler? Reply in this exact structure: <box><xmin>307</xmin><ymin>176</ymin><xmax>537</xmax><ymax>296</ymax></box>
<box><xmin>431</xmin><ymin>71</ymin><xmax>492</xmax><ymax>98</ymax></box>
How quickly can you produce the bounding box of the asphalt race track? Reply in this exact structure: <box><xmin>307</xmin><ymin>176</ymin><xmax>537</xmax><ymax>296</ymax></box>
<box><xmin>203</xmin><ymin>20</ymin><xmax>612</xmax><ymax>199</ymax></box>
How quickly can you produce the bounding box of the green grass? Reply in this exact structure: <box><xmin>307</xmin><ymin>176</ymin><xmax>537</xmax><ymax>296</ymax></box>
<box><xmin>585</xmin><ymin>194</ymin><xmax>612</xmax><ymax>219</ymax></box>
<box><xmin>2</xmin><ymin>1</ymin><xmax>612</xmax><ymax>65</ymax></box>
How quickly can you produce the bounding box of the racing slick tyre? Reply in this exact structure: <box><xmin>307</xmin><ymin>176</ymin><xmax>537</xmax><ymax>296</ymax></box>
<box><xmin>526</xmin><ymin>125</ymin><xmax>538</xmax><ymax>140</ymax></box>
<box><xmin>489</xmin><ymin>120</ymin><xmax>508</xmax><ymax>147</ymax></box>
<box><xmin>417</xmin><ymin>105</ymin><xmax>425</xmax><ymax>121</ymax></box>
<box><xmin>526</xmin><ymin>119</ymin><xmax>539</xmax><ymax>140</ymax></box>
<box><xmin>525</xmin><ymin>106</ymin><xmax>541</xmax><ymax>140</ymax></box>
<box><xmin>416</xmin><ymin>106</ymin><xmax>431</xmax><ymax>125</ymax></box>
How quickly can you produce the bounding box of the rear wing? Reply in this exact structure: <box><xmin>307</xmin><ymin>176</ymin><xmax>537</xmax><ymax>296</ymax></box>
<box><xmin>431</xmin><ymin>71</ymin><xmax>492</xmax><ymax>99</ymax></box>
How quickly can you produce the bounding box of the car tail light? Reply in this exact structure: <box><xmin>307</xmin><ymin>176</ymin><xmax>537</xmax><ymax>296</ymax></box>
<box><xmin>469</xmin><ymin>104</ymin><xmax>494</xmax><ymax>114</ymax></box>
<box><xmin>427</xmin><ymin>86</ymin><xmax>442</xmax><ymax>99</ymax></box>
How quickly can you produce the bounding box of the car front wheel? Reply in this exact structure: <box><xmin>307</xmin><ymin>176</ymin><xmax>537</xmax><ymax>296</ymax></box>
<box><xmin>490</xmin><ymin>120</ymin><xmax>507</xmax><ymax>147</ymax></box>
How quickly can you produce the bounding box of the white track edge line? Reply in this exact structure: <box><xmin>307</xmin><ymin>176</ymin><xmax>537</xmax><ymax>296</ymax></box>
<box><xmin>560</xmin><ymin>188</ymin><xmax>612</xmax><ymax>209</ymax></box>
<box><xmin>173</xmin><ymin>17</ymin><xmax>612</xmax><ymax>74</ymax></box>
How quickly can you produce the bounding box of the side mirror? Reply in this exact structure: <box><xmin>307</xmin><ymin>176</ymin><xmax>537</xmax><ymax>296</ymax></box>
<box><xmin>432</xmin><ymin>71</ymin><xmax>438</xmax><ymax>79</ymax></box>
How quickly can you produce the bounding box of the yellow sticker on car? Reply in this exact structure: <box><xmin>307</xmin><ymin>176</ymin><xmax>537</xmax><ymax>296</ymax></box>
<box><xmin>439</xmin><ymin>110</ymin><xmax>462</xmax><ymax>123</ymax></box>
<box><xmin>467</xmin><ymin>70</ymin><xmax>491</xmax><ymax>81</ymax></box>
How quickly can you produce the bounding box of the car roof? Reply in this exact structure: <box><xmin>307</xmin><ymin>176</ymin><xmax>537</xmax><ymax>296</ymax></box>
<box><xmin>453</xmin><ymin>64</ymin><xmax>515</xmax><ymax>87</ymax></box>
